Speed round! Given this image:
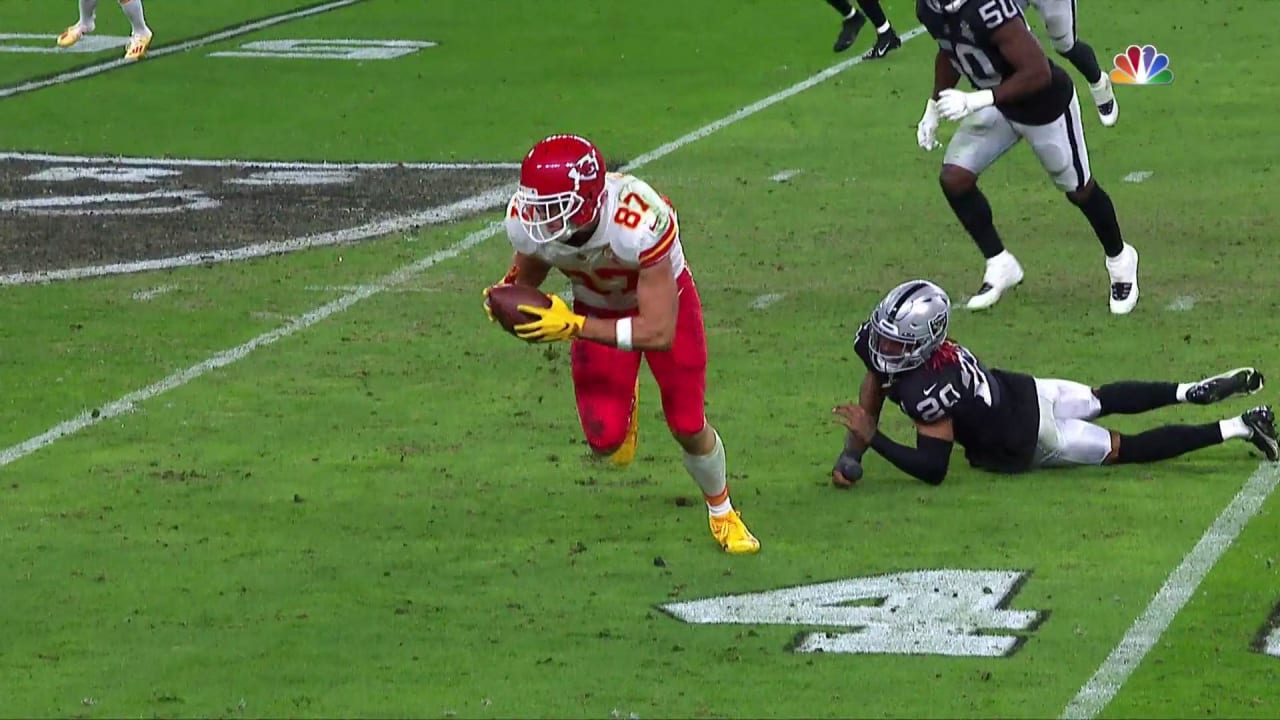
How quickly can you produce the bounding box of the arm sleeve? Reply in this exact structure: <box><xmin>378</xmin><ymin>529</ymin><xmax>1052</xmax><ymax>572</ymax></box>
<box><xmin>870</xmin><ymin>430</ymin><xmax>953</xmax><ymax>485</ymax></box>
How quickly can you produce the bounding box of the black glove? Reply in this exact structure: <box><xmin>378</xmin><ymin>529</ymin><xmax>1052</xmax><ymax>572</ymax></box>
<box><xmin>832</xmin><ymin>448</ymin><xmax>864</xmax><ymax>484</ymax></box>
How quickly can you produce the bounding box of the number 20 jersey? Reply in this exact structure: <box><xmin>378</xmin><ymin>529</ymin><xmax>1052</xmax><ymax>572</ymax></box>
<box><xmin>853</xmin><ymin>322</ymin><xmax>1042</xmax><ymax>473</ymax></box>
<box><xmin>505</xmin><ymin>173</ymin><xmax>688</xmax><ymax>313</ymax></box>
<box><xmin>917</xmin><ymin>0</ymin><xmax>1074</xmax><ymax>125</ymax></box>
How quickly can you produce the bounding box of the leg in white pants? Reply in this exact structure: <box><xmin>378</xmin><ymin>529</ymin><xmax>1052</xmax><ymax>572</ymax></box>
<box><xmin>1032</xmin><ymin>378</ymin><xmax>1114</xmax><ymax>467</ymax></box>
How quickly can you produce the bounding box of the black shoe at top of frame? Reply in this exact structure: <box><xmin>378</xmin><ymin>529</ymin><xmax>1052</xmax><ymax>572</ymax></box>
<box><xmin>862</xmin><ymin>30</ymin><xmax>902</xmax><ymax>60</ymax></box>
<box><xmin>1185</xmin><ymin>367</ymin><xmax>1264</xmax><ymax>405</ymax></box>
<box><xmin>1243</xmin><ymin>406</ymin><xmax>1279</xmax><ymax>462</ymax></box>
<box><xmin>834</xmin><ymin>13</ymin><xmax>866</xmax><ymax>53</ymax></box>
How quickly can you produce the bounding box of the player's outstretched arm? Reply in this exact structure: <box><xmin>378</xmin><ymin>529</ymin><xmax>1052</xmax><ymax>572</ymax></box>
<box><xmin>830</xmin><ymin>373</ymin><xmax>888</xmax><ymax>488</ymax></box>
<box><xmin>843</xmin><ymin>372</ymin><xmax>888</xmax><ymax>453</ymax></box>
<box><xmin>989</xmin><ymin>20</ymin><xmax>1051</xmax><ymax>104</ymax></box>
<box><xmin>579</xmin><ymin>256</ymin><xmax>678</xmax><ymax>352</ymax></box>
<box><xmin>869</xmin><ymin>418</ymin><xmax>954</xmax><ymax>486</ymax></box>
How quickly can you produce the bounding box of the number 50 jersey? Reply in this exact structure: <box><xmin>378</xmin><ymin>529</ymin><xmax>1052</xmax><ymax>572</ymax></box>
<box><xmin>853</xmin><ymin>322</ymin><xmax>1042</xmax><ymax>473</ymax></box>
<box><xmin>917</xmin><ymin>0</ymin><xmax>1074</xmax><ymax>125</ymax></box>
<box><xmin>505</xmin><ymin>173</ymin><xmax>688</xmax><ymax>314</ymax></box>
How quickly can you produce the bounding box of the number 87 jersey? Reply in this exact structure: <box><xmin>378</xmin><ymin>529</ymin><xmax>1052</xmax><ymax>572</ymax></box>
<box><xmin>506</xmin><ymin>172</ymin><xmax>688</xmax><ymax>313</ymax></box>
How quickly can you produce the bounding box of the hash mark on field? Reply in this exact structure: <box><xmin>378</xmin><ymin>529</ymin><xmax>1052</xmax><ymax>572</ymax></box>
<box><xmin>0</xmin><ymin>26</ymin><xmax>927</xmax><ymax>468</ymax></box>
<box><xmin>769</xmin><ymin>169</ymin><xmax>802</xmax><ymax>183</ymax></box>
<box><xmin>1060</xmin><ymin>462</ymin><xmax>1280</xmax><ymax>719</ymax></box>
<box><xmin>131</xmin><ymin>285</ymin><xmax>177</xmax><ymax>301</ymax></box>
<box><xmin>1165</xmin><ymin>295</ymin><xmax>1196</xmax><ymax>312</ymax></box>
<box><xmin>0</xmin><ymin>0</ymin><xmax>367</xmax><ymax>101</ymax></box>
<box><xmin>250</xmin><ymin>311</ymin><xmax>298</xmax><ymax>323</ymax></box>
<box><xmin>750</xmin><ymin>293</ymin><xmax>785</xmax><ymax>310</ymax></box>
<box><xmin>1123</xmin><ymin>171</ymin><xmax>1153</xmax><ymax>183</ymax></box>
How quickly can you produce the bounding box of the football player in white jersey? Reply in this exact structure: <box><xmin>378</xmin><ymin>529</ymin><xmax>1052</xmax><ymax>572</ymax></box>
<box><xmin>484</xmin><ymin>134</ymin><xmax>760</xmax><ymax>555</ymax></box>
<box><xmin>56</xmin><ymin>0</ymin><xmax>153</xmax><ymax>61</ymax></box>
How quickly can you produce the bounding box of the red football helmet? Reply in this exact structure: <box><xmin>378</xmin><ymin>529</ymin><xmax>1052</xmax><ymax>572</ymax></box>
<box><xmin>513</xmin><ymin>134</ymin><xmax>607</xmax><ymax>243</ymax></box>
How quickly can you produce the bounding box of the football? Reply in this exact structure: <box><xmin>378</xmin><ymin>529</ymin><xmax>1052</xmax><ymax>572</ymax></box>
<box><xmin>486</xmin><ymin>284</ymin><xmax>553</xmax><ymax>335</ymax></box>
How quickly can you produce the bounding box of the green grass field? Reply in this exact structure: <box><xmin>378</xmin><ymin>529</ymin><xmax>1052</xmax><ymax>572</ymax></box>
<box><xmin>2</xmin><ymin>1</ymin><xmax>1278</xmax><ymax>718</ymax></box>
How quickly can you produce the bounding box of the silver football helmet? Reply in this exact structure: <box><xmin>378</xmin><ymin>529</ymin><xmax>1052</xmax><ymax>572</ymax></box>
<box><xmin>867</xmin><ymin>280</ymin><xmax>951</xmax><ymax>375</ymax></box>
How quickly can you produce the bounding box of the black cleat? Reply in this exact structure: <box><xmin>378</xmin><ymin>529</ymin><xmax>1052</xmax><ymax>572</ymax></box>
<box><xmin>834</xmin><ymin>14</ymin><xmax>866</xmax><ymax>53</ymax></box>
<box><xmin>862</xmin><ymin>30</ymin><xmax>902</xmax><ymax>60</ymax></box>
<box><xmin>1242</xmin><ymin>406</ymin><xmax>1279</xmax><ymax>462</ymax></box>
<box><xmin>1186</xmin><ymin>368</ymin><xmax>1265</xmax><ymax>405</ymax></box>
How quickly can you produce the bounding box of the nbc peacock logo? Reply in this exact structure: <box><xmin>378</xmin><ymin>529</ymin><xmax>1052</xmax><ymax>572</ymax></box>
<box><xmin>1110</xmin><ymin>44</ymin><xmax>1174</xmax><ymax>85</ymax></box>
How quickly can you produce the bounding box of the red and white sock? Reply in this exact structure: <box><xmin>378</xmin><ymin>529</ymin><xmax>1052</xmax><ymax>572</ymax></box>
<box><xmin>683</xmin><ymin>430</ymin><xmax>734</xmax><ymax>517</ymax></box>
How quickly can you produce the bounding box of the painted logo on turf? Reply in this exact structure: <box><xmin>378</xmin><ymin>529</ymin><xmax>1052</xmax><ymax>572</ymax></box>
<box><xmin>1110</xmin><ymin>44</ymin><xmax>1173</xmax><ymax>85</ymax></box>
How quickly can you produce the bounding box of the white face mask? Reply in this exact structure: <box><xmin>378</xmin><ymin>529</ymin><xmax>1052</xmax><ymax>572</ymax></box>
<box><xmin>513</xmin><ymin>186</ymin><xmax>585</xmax><ymax>244</ymax></box>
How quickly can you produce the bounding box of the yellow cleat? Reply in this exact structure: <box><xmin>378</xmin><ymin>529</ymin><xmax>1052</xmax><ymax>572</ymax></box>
<box><xmin>709</xmin><ymin>510</ymin><xmax>760</xmax><ymax>555</ymax></box>
<box><xmin>124</xmin><ymin>32</ymin><xmax>152</xmax><ymax>61</ymax></box>
<box><xmin>607</xmin><ymin>379</ymin><xmax>640</xmax><ymax>468</ymax></box>
<box><xmin>57</xmin><ymin>25</ymin><xmax>87</xmax><ymax>48</ymax></box>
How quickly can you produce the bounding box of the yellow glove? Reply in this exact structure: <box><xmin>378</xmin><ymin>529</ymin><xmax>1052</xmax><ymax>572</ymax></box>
<box><xmin>482</xmin><ymin>285</ymin><xmax>499</xmax><ymax>323</ymax></box>
<box><xmin>482</xmin><ymin>265</ymin><xmax>520</xmax><ymax>323</ymax></box>
<box><xmin>513</xmin><ymin>294</ymin><xmax>585</xmax><ymax>343</ymax></box>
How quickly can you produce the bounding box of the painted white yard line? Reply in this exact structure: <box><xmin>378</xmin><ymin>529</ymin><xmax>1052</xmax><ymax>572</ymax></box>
<box><xmin>0</xmin><ymin>151</ymin><xmax>518</xmax><ymax>171</ymax></box>
<box><xmin>769</xmin><ymin>169</ymin><xmax>802</xmax><ymax>183</ymax></box>
<box><xmin>749</xmin><ymin>292</ymin><xmax>785</xmax><ymax>310</ymax></box>
<box><xmin>131</xmin><ymin>284</ymin><xmax>177</xmax><ymax>301</ymax></box>
<box><xmin>1060</xmin><ymin>462</ymin><xmax>1280</xmax><ymax>720</ymax></box>
<box><xmin>1122</xmin><ymin>171</ymin><xmax>1153</xmax><ymax>183</ymax></box>
<box><xmin>0</xmin><ymin>0</ymin><xmax>365</xmax><ymax>100</ymax></box>
<box><xmin>1263</xmin><ymin>626</ymin><xmax>1280</xmax><ymax>657</ymax></box>
<box><xmin>304</xmin><ymin>284</ymin><xmax>439</xmax><ymax>293</ymax></box>
<box><xmin>1165</xmin><ymin>295</ymin><xmax>1196</xmax><ymax>312</ymax></box>
<box><xmin>0</xmin><ymin>27</ymin><xmax>926</xmax><ymax>468</ymax></box>
<box><xmin>0</xmin><ymin>186</ymin><xmax>515</xmax><ymax>285</ymax></box>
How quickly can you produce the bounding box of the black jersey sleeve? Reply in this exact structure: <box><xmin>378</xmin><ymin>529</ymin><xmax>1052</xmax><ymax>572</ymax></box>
<box><xmin>852</xmin><ymin>321</ymin><xmax>876</xmax><ymax>373</ymax></box>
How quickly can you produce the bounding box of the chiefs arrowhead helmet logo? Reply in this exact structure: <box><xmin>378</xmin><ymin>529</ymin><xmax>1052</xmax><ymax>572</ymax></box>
<box><xmin>566</xmin><ymin>151</ymin><xmax>601</xmax><ymax>188</ymax></box>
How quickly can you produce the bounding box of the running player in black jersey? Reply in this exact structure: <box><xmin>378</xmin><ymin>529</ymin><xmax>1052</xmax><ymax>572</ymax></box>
<box><xmin>830</xmin><ymin>280</ymin><xmax>1277</xmax><ymax>487</ymax></box>
<box><xmin>914</xmin><ymin>0</ymin><xmax>1137</xmax><ymax>314</ymax></box>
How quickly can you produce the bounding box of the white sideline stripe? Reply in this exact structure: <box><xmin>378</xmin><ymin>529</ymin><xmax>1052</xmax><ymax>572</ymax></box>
<box><xmin>0</xmin><ymin>151</ymin><xmax>519</xmax><ymax>171</ymax></box>
<box><xmin>0</xmin><ymin>186</ymin><xmax>515</xmax><ymax>285</ymax></box>
<box><xmin>0</xmin><ymin>0</ymin><xmax>365</xmax><ymax>100</ymax></box>
<box><xmin>1060</xmin><ymin>462</ymin><xmax>1280</xmax><ymax>720</ymax></box>
<box><xmin>0</xmin><ymin>26</ymin><xmax>926</xmax><ymax>468</ymax></box>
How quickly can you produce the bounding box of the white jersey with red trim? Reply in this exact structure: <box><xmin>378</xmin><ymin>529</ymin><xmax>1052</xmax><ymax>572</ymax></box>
<box><xmin>505</xmin><ymin>172</ymin><xmax>688</xmax><ymax>312</ymax></box>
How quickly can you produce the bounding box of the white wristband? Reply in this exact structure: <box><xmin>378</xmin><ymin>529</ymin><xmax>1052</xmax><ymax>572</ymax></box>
<box><xmin>615</xmin><ymin>317</ymin><xmax>633</xmax><ymax>351</ymax></box>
